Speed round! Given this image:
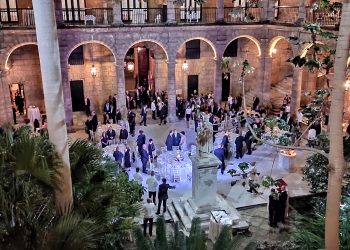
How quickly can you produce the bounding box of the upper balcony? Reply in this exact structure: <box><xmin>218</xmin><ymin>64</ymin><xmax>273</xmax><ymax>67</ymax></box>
<box><xmin>0</xmin><ymin>1</ymin><xmax>341</xmax><ymax>30</ymax></box>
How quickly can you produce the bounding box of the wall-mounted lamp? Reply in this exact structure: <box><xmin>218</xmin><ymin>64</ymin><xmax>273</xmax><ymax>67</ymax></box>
<box><xmin>345</xmin><ymin>79</ymin><xmax>350</xmax><ymax>91</ymax></box>
<box><xmin>272</xmin><ymin>48</ymin><xmax>277</xmax><ymax>54</ymax></box>
<box><xmin>90</xmin><ymin>64</ymin><xmax>97</xmax><ymax>77</ymax></box>
<box><xmin>127</xmin><ymin>61</ymin><xmax>134</xmax><ymax>72</ymax></box>
<box><xmin>182</xmin><ymin>60</ymin><xmax>189</xmax><ymax>72</ymax></box>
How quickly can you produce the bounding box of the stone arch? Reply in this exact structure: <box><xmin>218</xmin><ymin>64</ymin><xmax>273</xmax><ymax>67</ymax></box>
<box><xmin>269</xmin><ymin>36</ymin><xmax>294</xmax><ymax>57</ymax></box>
<box><xmin>224</xmin><ymin>35</ymin><xmax>261</xmax><ymax>57</ymax></box>
<box><xmin>176</xmin><ymin>37</ymin><xmax>217</xmax><ymax>60</ymax></box>
<box><xmin>123</xmin><ymin>39</ymin><xmax>169</xmax><ymax>61</ymax></box>
<box><xmin>4</xmin><ymin>42</ymin><xmax>37</xmax><ymax>70</ymax></box>
<box><xmin>66</xmin><ymin>40</ymin><xmax>116</xmax><ymax>65</ymax></box>
<box><xmin>300</xmin><ymin>41</ymin><xmax>325</xmax><ymax>57</ymax></box>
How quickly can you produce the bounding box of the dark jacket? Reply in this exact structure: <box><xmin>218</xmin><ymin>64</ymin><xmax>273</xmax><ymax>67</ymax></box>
<box><xmin>124</xmin><ymin>149</ymin><xmax>131</xmax><ymax>168</ymax></box>
<box><xmin>172</xmin><ymin>133</ymin><xmax>181</xmax><ymax>146</ymax></box>
<box><xmin>244</xmin><ymin>131</ymin><xmax>252</xmax><ymax>143</ymax></box>
<box><xmin>148</xmin><ymin>143</ymin><xmax>155</xmax><ymax>156</ymax></box>
<box><xmin>106</xmin><ymin>129</ymin><xmax>116</xmax><ymax>140</ymax></box>
<box><xmin>141</xmin><ymin>149</ymin><xmax>149</xmax><ymax>164</ymax></box>
<box><xmin>113</xmin><ymin>150</ymin><xmax>123</xmax><ymax>164</ymax></box>
<box><xmin>214</xmin><ymin>148</ymin><xmax>225</xmax><ymax>164</ymax></box>
<box><xmin>165</xmin><ymin>134</ymin><xmax>173</xmax><ymax>150</ymax></box>
<box><xmin>158</xmin><ymin>183</ymin><xmax>174</xmax><ymax>199</ymax></box>
<box><xmin>235</xmin><ymin>135</ymin><xmax>244</xmax><ymax>148</ymax></box>
<box><xmin>160</xmin><ymin>105</ymin><xmax>168</xmax><ymax>117</ymax></box>
<box><xmin>119</xmin><ymin>129</ymin><xmax>128</xmax><ymax>140</ymax></box>
<box><xmin>137</xmin><ymin>134</ymin><xmax>146</xmax><ymax>147</ymax></box>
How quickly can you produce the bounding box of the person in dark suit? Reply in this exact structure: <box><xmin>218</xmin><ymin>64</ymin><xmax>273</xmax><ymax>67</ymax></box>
<box><xmin>268</xmin><ymin>188</ymin><xmax>279</xmax><ymax>227</ymax></box>
<box><xmin>286</xmin><ymin>114</ymin><xmax>294</xmax><ymax>131</ymax></box>
<box><xmin>140</xmin><ymin>105</ymin><xmax>147</xmax><ymax>126</ymax></box>
<box><xmin>85</xmin><ymin>97</ymin><xmax>91</xmax><ymax>116</ymax></box>
<box><xmin>100</xmin><ymin>132</ymin><xmax>109</xmax><ymax>148</ymax></box>
<box><xmin>244</xmin><ymin>129</ymin><xmax>253</xmax><ymax>155</ymax></box>
<box><xmin>214</xmin><ymin>144</ymin><xmax>225</xmax><ymax>175</ymax></box>
<box><xmin>119</xmin><ymin>126</ymin><xmax>129</xmax><ymax>144</ymax></box>
<box><xmin>221</xmin><ymin>131</ymin><xmax>229</xmax><ymax>158</ymax></box>
<box><xmin>172</xmin><ymin>129</ymin><xmax>181</xmax><ymax>147</ymax></box>
<box><xmin>85</xmin><ymin>116</ymin><xmax>93</xmax><ymax>141</ymax></box>
<box><xmin>91</xmin><ymin>111</ymin><xmax>98</xmax><ymax>134</ymax></box>
<box><xmin>137</xmin><ymin>130</ymin><xmax>146</xmax><ymax>155</ymax></box>
<box><xmin>128</xmin><ymin>110</ymin><xmax>136</xmax><ymax>136</ymax></box>
<box><xmin>235</xmin><ymin>132</ymin><xmax>244</xmax><ymax>159</ymax></box>
<box><xmin>141</xmin><ymin>144</ymin><xmax>149</xmax><ymax>173</ymax></box>
<box><xmin>165</xmin><ymin>131</ymin><xmax>173</xmax><ymax>151</ymax></box>
<box><xmin>252</xmin><ymin>96</ymin><xmax>260</xmax><ymax>111</ymax></box>
<box><xmin>116</xmin><ymin>109</ymin><xmax>122</xmax><ymax>125</ymax></box>
<box><xmin>148</xmin><ymin>138</ymin><xmax>155</xmax><ymax>160</ymax></box>
<box><xmin>156</xmin><ymin>178</ymin><xmax>175</xmax><ymax>214</ymax></box>
<box><xmin>124</xmin><ymin>145</ymin><xmax>131</xmax><ymax>169</ymax></box>
<box><xmin>277</xmin><ymin>185</ymin><xmax>288</xmax><ymax>224</ymax></box>
<box><xmin>106</xmin><ymin>126</ymin><xmax>116</xmax><ymax>141</ymax></box>
<box><xmin>103</xmin><ymin>99</ymin><xmax>113</xmax><ymax>124</ymax></box>
<box><xmin>113</xmin><ymin>146</ymin><xmax>123</xmax><ymax>166</ymax></box>
<box><xmin>159</xmin><ymin>103</ymin><xmax>168</xmax><ymax>125</ymax></box>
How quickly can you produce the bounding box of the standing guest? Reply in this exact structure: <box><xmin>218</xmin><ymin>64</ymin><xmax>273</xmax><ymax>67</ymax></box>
<box><xmin>137</xmin><ymin>130</ymin><xmax>146</xmax><ymax>155</ymax></box>
<box><xmin>141</xmin><ymin>144</ymin><xmax>149</xmax><ymax>174</ymax></box>
<box><xmin>119</xmin><ymin>125</ymin><xmax>129</xmax><ymax>144</ymax></box>
<box><xmin>165</xmin><ymin>130</ymin><xmax>173</xmax><ymax>151</ymax></box>
<box><xmin>140</xmin><ymin>105</ymin><xmax>147</xmax><ymax>126</ymax></box>
<box><xmin>214</xmin><ymin>144</ymin><xmax>225</xmax><ymax>175</ymax></box>
<box><xmin>179</xmin><ymin>131</ymin><xmax>187</xmax><ymax>151</ymax></box>
<box><xmin>297</xmin><ymin>109</ymin><xmax>303</xmax><ymax>127</ymax></box>
<box><xmin>159</xmin><ymin>103</ymin><xmax>168</xmax><ymax>125</ymax></box>
<box><xmin>106</xmin><ymin>125</ymin><xmax>116</xmax><ymax>143</ymax></box>
<box><xmin>156</xmin><ymin>178</ymin><xmax>175</xmax><ymax>214</ymax></box>
<box><xmin>212</xmin><ymin>116</ymin><xmax>219</xmax><ymax>142</ymax></box>
<box><xmin>252</xmin><ymin>95</ymin><xmax>260</xmax><ymax>111</ymax></box>
<box><xmin>235</xmin><ymin>131</ymin><xmax>244</xmax><ymax>159</ymax></box>
<box><xmin>133</xmin><ymin>167</ymin><xmax>144</xmax><ymax>201</ymax></box>
<box><xmin>103</xmin><ymin>98</ymin><xmax>113</xmax><ymax>124</ymax></box>
<box><xmin>33</xmin><ymin>119</ymin><xmax>40</xmax><ymax>133</ymax></box>
<box><xmin>146</xmin><ymin>171</ymin><xmax>158</xmax><ymax>204</ymax></box>
<box><xmin>244</xmin><ymin>129</ymin><xmax>253</xmax><ymax>155</ymax></box>
<box><xmin>221</xmin><ymin>131</ymin><xmax>229</xmax><ymax>158</ymax></box>
<box><xmin>185</xmin><ymin>105</ymin><xmax>192</xmax><ymax>128</ymax></box>
<box><xmin>128</xmin><ymin>110</ymin><xmax>136</xmax><ymax>136</ymax></box>
<box><xmin>268</xmin><ymin>188</ymin><xmax>279</xmax><ymax>227</ymax></box>
<box><xmin>148</xmin><ymin>139</ymin><xmax>156</xmax><ymax>160</ymax></box>
<box><xmin>101</xmin><ymin>132</ymin><xmax>109</xmax><ymax>148</ymax></box>
<box><xmin>12</xmin><ymin>103</ymin><xmax>17</xmax><ymax>125</ymax></box>
<box><xmin>112</xmin><ymin>94</ymin><xmax>117</xmax><ymax>123</ymax></box>
<box><xmin>85</xmin><ymin>97</ymin><xmax>91</xmax><ymax>116</ymax></box>
<box><xmin>278</xmin><ymin>185</ymin><xmax>288</xmax><ymax>224</ymax></box>
<box><xmin>236</xmin><ymin>94</ymin><xmax>243</xmax><ymax>111</ymax></box>
<box><xmin>143</xmin><ymin>198</ymin><xmax>157</xmax><ymax>237</ymax></box>
<box><xmin>172</xmin><ymin>129</ymin><xmax>181</xmax><ymax>147</ymax></box>
<box><xmin>151</xmin><ymin>100</ymin><xmax>157</xmax><ymax>120</ymax></box>
<box><xmin>116</xmin><ymin>109</ymin><xmax>122</xmax><ymax>125</ymax></box>
<box><xmin>113</xmin><ymin>146</ymin><xmax>123</xmax><ymax>166</ymax></box>
<box><xmin>85</xmin><ymin>116</ymin><xmax>93</xmax><ymax>141</ymax></box>
<box><xmin>124</xmin><ymin>145</ymin><xmax>131</xmax><ymax>170</ymax></box>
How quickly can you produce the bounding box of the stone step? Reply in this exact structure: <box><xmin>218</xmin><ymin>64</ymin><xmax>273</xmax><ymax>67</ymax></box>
<box><xmin>172</xmin><ymin>200</ymin><xmax>192</xmax><ymax>231</ymax></box>
<box><xmin>167</xmin><ymin>203</ymin><xmax>180</xmax><ymax>224</ymax></box>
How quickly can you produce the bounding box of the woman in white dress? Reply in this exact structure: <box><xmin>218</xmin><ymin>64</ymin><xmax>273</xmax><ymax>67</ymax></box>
<box><xmin>180</xmin><ymin>131</ymin><xmax>188</xmax><ymax>151</ymax></box>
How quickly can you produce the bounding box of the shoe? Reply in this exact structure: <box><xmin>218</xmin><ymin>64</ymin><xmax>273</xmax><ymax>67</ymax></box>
<box><xmin>247</xmin><ymin>190</ymin><xmax>252</xmax><ymax>193</ymax></box>
<box><xmin>235</xmin><ymin>157</ymin><xmax>239</xmax><ymax>159</ymax></box>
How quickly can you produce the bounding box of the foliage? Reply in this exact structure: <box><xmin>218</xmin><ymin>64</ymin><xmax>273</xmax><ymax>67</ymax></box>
<box><xmin>155</xmin><ymin>217</ymin><xmax>168</xmax><ymax>250</ymax></box>
<box><xmin>302</xmin><ymin>153</ymin><xmax>329</xmax><ymax>193</ymax></box>
<box><xmin>261</xmin><ymin>176</ymin><xmax>277</xmax><ymax>188</ymax></box>
<box><xmin>187</xmin><ymin>218</ymin><xmax>206</xmax><ymax>250</ymax></box>
<box><xmin>255</xmin><ymin>240</ymin><xmax>299</xmax><ymax>250</ymax></box>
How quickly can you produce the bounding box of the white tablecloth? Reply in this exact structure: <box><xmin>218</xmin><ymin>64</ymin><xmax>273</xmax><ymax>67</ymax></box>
<box><xmin>157</xmin><ymin>151</ymin><xmax>192</xmax><ymax>183</ymax></box>
<box><xmin>27</xmin><ymin>106</ymin><xmax>41</xmax><ymax>124</ymax></box>
<box><xmin>208</xmin><ymin>211</ymin><xmax>233</xmax><ymax>242</ymax></box>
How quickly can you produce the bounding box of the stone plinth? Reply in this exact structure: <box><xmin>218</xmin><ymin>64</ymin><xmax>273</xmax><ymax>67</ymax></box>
<box><xmin>190</xmin><ymin>153</ymin><xmax>221</xmax><ymax>212</ymax></box>
<box><xmin>278</xmin><ymin>150</ymin><xmax>296</xmax><ymax>171</ymax></box>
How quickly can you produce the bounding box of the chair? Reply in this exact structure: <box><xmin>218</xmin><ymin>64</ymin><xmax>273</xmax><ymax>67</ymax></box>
<box><xmin>85</xmin><ymin>15</ymin><xmax>96</xmax><ymax>25</ymax></box>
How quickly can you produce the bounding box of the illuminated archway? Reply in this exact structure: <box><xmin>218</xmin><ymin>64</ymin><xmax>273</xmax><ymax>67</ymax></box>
<box><xmin>269</xmin><ymin>36</ymin><xmax>292</xmax><ymax>57</ymax></box>
<box><xmin>224</xmin><ymin>35</ymin><xmax>261</xmax><ymax>57</ymax></box>
<box><xmin>178</xmin><ymin>37</ymin><xmax>217</xmax><ymax>60</ymax></box>
<box><xmin>4</xmin><ymin>42</ymin><xmax>37</xmax><ymax>70</ymax></box>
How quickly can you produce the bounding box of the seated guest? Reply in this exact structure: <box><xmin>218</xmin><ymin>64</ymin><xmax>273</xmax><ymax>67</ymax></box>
<box><xmin>119</xmin><ymin>126</ymin><xmax>129</xmax><ymax>144</ymax></box>
<box><xmin>106</xmin><ymin>125</ymin><xmax>116</xmax><ymax>142</ymax></box>
<box><xmin>101</xmin><ymin>132</ymin><xmax>109</xmax><ymax>148</ymax></box>
<box><xmin>113</xmin><ymin>146</ymin><xmax>123</xmax><ymax>166</ymax></box>
<box><xmin>33</xmin><ymin>119</ymin><xmax>40</xmax><ymax>133</ymax></box>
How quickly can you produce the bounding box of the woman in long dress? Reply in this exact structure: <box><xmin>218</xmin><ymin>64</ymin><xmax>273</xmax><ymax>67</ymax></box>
<box><xmin>180</xmin><ymin>131</ymin><xmax>187</xmax><ymax>151</ymax></box>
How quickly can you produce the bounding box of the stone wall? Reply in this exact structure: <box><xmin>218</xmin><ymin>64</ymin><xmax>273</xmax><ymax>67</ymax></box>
<box><xmin>270</xmin><ymin>39</ymin><xmax>293</xmax><ymax>86</ymax></box>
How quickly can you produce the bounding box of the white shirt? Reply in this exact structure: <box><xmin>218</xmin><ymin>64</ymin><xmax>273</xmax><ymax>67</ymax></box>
<box><xmin>297</xmin><ymin>112</ymin><xmax>303</xmax><ymax>123</ymax></box>
<box><xmin>308</xmin><ymin>129</ymin><xmax>316</xmax><ymax>140</ymax></box>
<box><xmin>146</xmin><ymin>176</ymin><xmax>158</xmax><ymax>192</ymax></box>
<box><xmin>151</xmin><ymin>102</ymin><xmax>156</xmax><ymax>111</ymax></box>
<box><xmin>185</xmin><ymin>107</ymin><xmax>192</xmax><ymax>115</ymax></box>
<box><xmin>143</xmin><ymin>202</ymin><xmax>157</xmax><ymax>218</ymax></box>
<box><xmin>133</xmin><ymin>172</ymin><xmax>143</xmax><ymax>185</ymax></box>
<box><xmin>285</xmin><ymin>105</ymin><xmax>290</xmax><ymax>113</ymax></box>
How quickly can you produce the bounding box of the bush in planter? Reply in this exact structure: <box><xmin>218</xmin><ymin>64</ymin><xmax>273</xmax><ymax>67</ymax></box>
<box><xmin>302</xmin><ymin>153</ymin><xmax>329</xmax><ymax>193</ymax></box>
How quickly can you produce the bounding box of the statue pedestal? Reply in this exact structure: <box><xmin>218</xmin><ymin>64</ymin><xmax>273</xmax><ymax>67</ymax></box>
<box><xmin>190</xmin><ymin>153</ymin><xmax>221</xmax><ymax>213</ymax></box>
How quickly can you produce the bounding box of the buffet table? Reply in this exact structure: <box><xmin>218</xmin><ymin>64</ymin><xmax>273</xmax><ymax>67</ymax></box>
<box><xmin>157</xmin><ymin>151</ymin><xmax>192</xmax><ymax>183</ymax></box>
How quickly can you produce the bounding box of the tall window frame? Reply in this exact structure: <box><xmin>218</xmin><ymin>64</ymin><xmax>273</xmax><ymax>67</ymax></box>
<box><xmin>62</xmin><ymin>0</ymin><xmax>85</xmax><ymax>22</ymax></box>
<box><xmin>0</xmin><ymin>0</ymin><xmax>18</xmax><ymax>23</ymax></box>
<box><xmin>180</xmin><ymin>0</ymin><xmax>202</xmax><ymax>21</ymax></box>
<box><xmin>121</xmin><ymin>0</ymin><xmax>148</xmax><ymax>22</ymax></box>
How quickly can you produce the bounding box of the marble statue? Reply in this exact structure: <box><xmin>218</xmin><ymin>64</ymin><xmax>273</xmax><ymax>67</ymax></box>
<box><xmin>196</xmin><ymin>113</ymin><xmax>213</xmax><ymax>155</ymax></box>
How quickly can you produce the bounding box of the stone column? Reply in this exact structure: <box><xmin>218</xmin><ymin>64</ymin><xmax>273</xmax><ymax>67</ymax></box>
<box><xmin>297</xmin><ymin>0</ymin><xmax>306</xmax><ymax>24</ymax></box>
<box><xmin>213</xmin><ymin>59</ymin><xmax>222</xmax><ymax>103</ymax></box>
<box><xmin>167</xmin><ymin>61</ymin><xmax>177</xmax><ymax>122</ymax></box>
<box><xmin>60</xmin><ymin>64</ymin><xmax>73</xmax><ymax>128</ymax></box>
<box><xmin>190</xmin><ymin>154</ymin><xmax>221</xmax><ymax>212</ymax></box>
<box><xmin>112</xmin><ymin>1</ymin><xmax>123</xmax><ymax>26</ymax></box>
<box><xmin>261</xmin><ymin>0</ymin><xmax>275</xmax><ymax>22</ymax></box>
<box><xmin>154</xmin><ymin>55</ymin><xmax>166</xmax><ymax>92</ymax></box>
<box><xmin>259</xmin><ymin>39</ymin><xmax>272</xmax><ymax>103</ymax></box>
<box><xmin>54</xmin><ymin>0</ymin><xmax>64</xmax><ymax>27</ymax></box>
<box><xmin>32</xmin><ymin>0</ymin><xmax>73</xmax><ymax>212</ymax></box>
<box><xmin>116</xmin><ymin>60</ymin><xmax>127</xmax><ymax>119</ymax></box>
<box><xmin>215</xmin><ymin>0</ymin><xmax>224</xmax><ymax>23</ymax></box>
<box><xmin>167</xmin><ymin>0</ymin><xmax>176</xmax><ymax>24</ymax></box>
<box><xmin>0</xmin><ymin>70</ymin><xmax>12</xmax><ymax>124</ymax></box>
<box><xmin>290</xmin><ymin>67</ymin><xmax>303</xmax><ymax>116</ymax></box>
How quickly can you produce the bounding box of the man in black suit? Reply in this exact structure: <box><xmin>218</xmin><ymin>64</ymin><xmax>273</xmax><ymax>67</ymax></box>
<box><xmin>140</xmin><ymin>105</ymin><xmax>147</xmax><ymax>126</ymax></box>
<box><xmin>252</xmin><ymin>95</ymin><xmax>260</xmax><ymax>111</ymax></box>
<box><xmin>244</xmin><ymin>129</ymin><xmax>253</xmax><ymax>155</ymax></box>
<box><xmin>277</xmin><ymin>185</ymin><xmax>288</xmax><ymax>224</ymax></box>
<box><xmin>148</xmin><ymin>138</ymin><xmax>155</xmax><ymax>160</ymax></box>
<box><xmin>156</xmin><ymin>178</ymin><xmax>175</xmax><ymax>214</ymax></box>
<box><xmin>159</xmin><ymin>103</ymin><xmax>168</xmax><ymax>125</ymax></box>
<box><xmin>128</xmin><ymin>110</ymin><xmax>136</xmax><ymax>136</ymax></box>
<box><xmin>141</xmin><ymin>144</ymin><xmax>149</xmax><ymax>174</ymax></box>
<box><xmin>221</xmin><ymin>131</ymin><xmax>229</xmax><ymax>158</ymax></box>
<box><xmin>214</xmin><ymin>144</ymin><xmax>225</xmax><ymax>175</ymax></box>
<box><xmin>165</xmin><ymin>130</ymin><xmax>173</xmax><ymax>151</ymax></box>
<box><xmin>172</xmin><ymin>129</ymin><xmax>181</xmax><ymax>147</ymax></box>
<box><xmin>268</xmin><ymin>188</ymin><xmax>279</xmax><ymax>227</ymax></box>
<box><xmin>136</xmin><ymin>130</ymin><xmax>146</xmax><ymax>155</ymax></box>
<box><xmin>119</xmin><ymin>126</ymin><xmax>128</xmax><ymax>144</ymax></box>
<box><xmin>235</xmin><ymin>132</ymin><xmax>244</xmax><ymax>159</ymax></box>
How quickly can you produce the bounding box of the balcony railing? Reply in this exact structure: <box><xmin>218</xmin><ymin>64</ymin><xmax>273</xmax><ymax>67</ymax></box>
<box><xmin>63</xmin><ymin>8</ymin><xmax>113</xmax><ymax>25</ymax></box>
<box><xmin>175</xmin><ymin>7</ymin><xmax>216</xmax><ymax>23</ymax></box>
<box><xmin>273</xmin><ymin>6</ymin><xmax>299</xmax><ymax>24</ymax></box>
<box><xmin>224</xmin><ymin>7</ymin><xmax>262</xmax><ymax>23</ymax></box>
<box><xmin>0</xmin><ymin>8</ymin><xmax>35</xmax><ymax>26</ymax></box>
<box><xmin>122</xmin><ymin>8</ymin><xmax>164</xmax><ymax>24</ymax></box>
<box><xmin>305</xmin><ymin>6</ymin><xmax>341</xmax><ymax>27</ymax></box>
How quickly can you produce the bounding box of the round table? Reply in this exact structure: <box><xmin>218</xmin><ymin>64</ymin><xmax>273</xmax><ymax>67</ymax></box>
<box><xmin>27</xmin><ymin>106</ymin><xmax>41</xmax><ymax>124</ymax></box>
<box><xmin>157</xmin><ymin>151</ymin><xmax>192</xmax><ymax>183</ymax></box>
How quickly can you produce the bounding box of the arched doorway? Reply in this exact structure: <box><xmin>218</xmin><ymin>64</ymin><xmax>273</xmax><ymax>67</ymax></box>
<box><xmin>67</xmin><ymin>42</ymin><xmax>116</xmax><ymax>124</ymax></box>
<box><xmin>269</xmin><ymin>36</ymin><xmax>294</xmax><ymax>107</ymax></box>
<box><xmin>123</xmin><ymin>40</ymin><xmax>168</xmax><ymax>109</ymax></box>
<box><xmin>5</xmin><ymin>44</ymin><xmax>45</xmax><ymax>125</ymax></box>
<box><xmin>176</xmin><ymin>37</ymin><xmax>216</xmax><ymax>100</ymax></box>
<box><xmin>223</xmin><ymin>36</ymin><xmax>260</xmax><ymax>103</ymax></box>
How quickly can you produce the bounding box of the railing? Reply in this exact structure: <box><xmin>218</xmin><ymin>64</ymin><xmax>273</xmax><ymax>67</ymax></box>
<box><xmin>175</xmin><ymin>7</ymin><xmax>216</xmax><ymax>23</ymax></box>
<box><xmin>273</xmin><ymin>6</ymin><xmax>299</xmax><ymax>24</ymax></box>
<box><xmin>305</xmin><ymin>6</ymin><xmax>341</xmax><ymax>27</ymax></box>
<box><xmin>0</xmin><ymin>8</ymin><xmax>35</xmax><ymax>26</ymax></box>
<box><xmin>122</xmin><ymin>8</ymin><xmax>164</xmax><ymax>24</ymax></box>
<box><xmin>62</xmin><ymin>8</ymin><xmax>113</xmax><ymax>25</ymax></box>
<box><xmin>224</xmin><ymin>7</ymin><xmax>262</xmax><ymax>23</ymax></box>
